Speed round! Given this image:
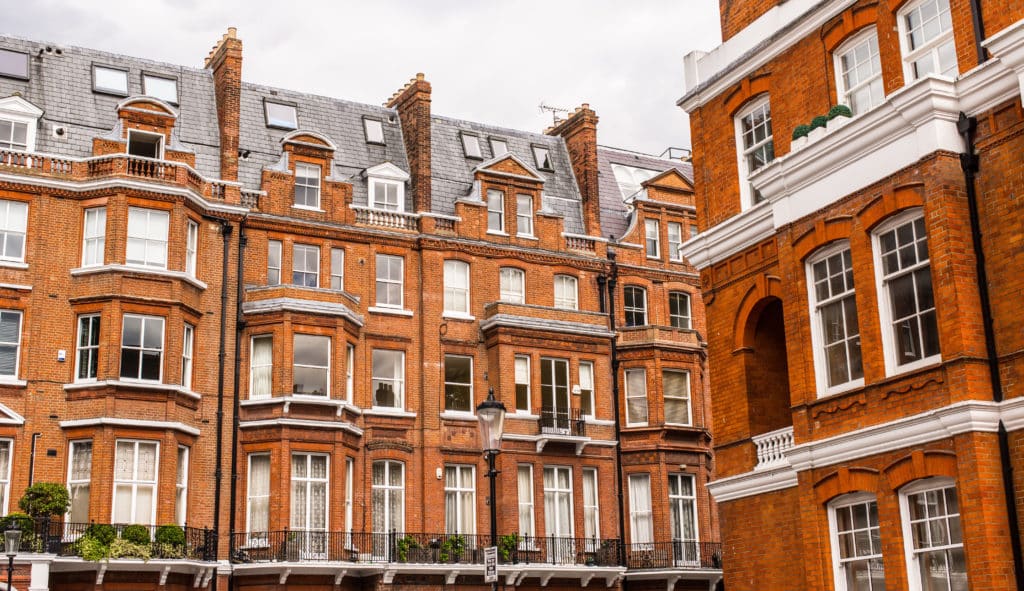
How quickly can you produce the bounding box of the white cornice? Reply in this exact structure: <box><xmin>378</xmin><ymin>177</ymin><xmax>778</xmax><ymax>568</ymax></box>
<box><xmin>480</xmin><ymin>314</ymin><xmax>615</xmax><ymax>339</ymax></box>
<box><xmin>984</xmin><ymin>19</ymin><xmax>1024</xmax><ymax>101</ymax></box>
<box><xmin>71</xmin><ymin>264</ymin><xmax>208</xmax><ymax>291</ymax></box>
<box><xmin>242</xmin><ymin>297</ymin><xmax>364</xmax><ymax>326</ymax></box>
<box><xmin>678</xmin><ymin>200</ymin><xmax>773</xmax><ymax>270</ymax></box>
<box><xmin>239</xmin><ymin>418</ymin><xmax>364</xmax><ymax>436</ymax></box>
<box><xmin>59</xmin><ymin>417</ymin><xmax>200</xmax><ymax>436</ymax></box>
<box><xmin>706</xmin><ymin>464</ymin><xmax>799</xmax><ymax>502</ymax></box>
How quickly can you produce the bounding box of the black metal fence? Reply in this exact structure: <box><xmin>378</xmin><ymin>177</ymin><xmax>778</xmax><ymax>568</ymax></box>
<box><xmin>2</xmin><ymin>518</ymin><xmax>215</xmax><ymax>561</ymax></box>
<box><xmin>540</xmin><ymin>407</ymin><xmax>586</xmax><ymax>436</ymax></box>
<box><xmin>624</xmin><ymin>541</ymin><xmax>723</xmax><ymax>570</ymax></box>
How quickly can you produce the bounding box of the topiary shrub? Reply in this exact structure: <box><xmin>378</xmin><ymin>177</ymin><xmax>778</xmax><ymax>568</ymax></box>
<box><xmin>792</xmin><ymin>124</ymin><xmax>812</xmax><ymax>140</ymax></box>
<box><xmin>827</xmin><ymin>104</ymin><xmax>853</xmax><ymax>119</ymax></box>
<box><xmin>84</xmin><ymin>523</ymin><xmax>116</xmax><ymax>546</ymax></box>
<box><xmin>18</xmin><ymin>483</ymin><xmax>70</xmax><ymax>518</ymax></box>
<box><xmin>121</xmin><ymin>524</ymin><xmax>151</xmax><ymax>545</ymax></box>
<box><xmin>154</xmin><ymin>525</ymin><xmax>186</xmax><ymax>559</ymax></box>
<box><xmin>810</xmin><ymin>115</ymin><xmax>829</xmax><ymax>130</ymax></box>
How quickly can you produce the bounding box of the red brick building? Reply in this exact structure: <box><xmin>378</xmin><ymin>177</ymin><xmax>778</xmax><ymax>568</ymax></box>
<box><xmin>0</xmin><ymin>30</ymin><xmax>720</xmax><ymax>591</ymax></box>
<box><xmin>679</xmin><ymin>1</ymin><xmax>1024</xmax><ymax>590</ymax></box>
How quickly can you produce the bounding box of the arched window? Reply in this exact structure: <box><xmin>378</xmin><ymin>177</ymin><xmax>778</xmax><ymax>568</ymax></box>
<box><xmin>623</xmin><ymin>286</ymin><xmax>647</xmax><ymax>327</ymax></box>
<box><xmin>828</xmin><ymin>492</ymin><xmax>885</xmax><ymax>590</ymax></box>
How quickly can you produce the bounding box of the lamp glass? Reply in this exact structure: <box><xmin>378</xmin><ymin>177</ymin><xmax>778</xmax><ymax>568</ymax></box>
<box><xmin>476</xmin><ymin>390</ymin><xmax>506</xmax><ymax>452</ymax></box>
<box><xmin>4</xmin><ymin>528</ymin><xmax>20</xmax><ymax>557</ymax></box>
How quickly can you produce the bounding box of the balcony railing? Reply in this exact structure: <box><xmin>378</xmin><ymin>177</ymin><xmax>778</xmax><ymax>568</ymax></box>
<box><xmin>231</xmin><ymin>531</ymin><xmax>625</xmax><ymax>567</ymax></box>
<box><xmin>752</xmin><ymin>426</ymin><xmax>794</xmax><ymax>469</ymax></box>
<box><xmin>624</xmin><ymin>541</ymin><xmax>722</xmax><ymax>570</ymax></box>
<box><xmin>352</xmin><ymin>206</ymin><xmax>420</xmax><ymax>231</ymax></box>
<box><xmin>539</xmin><ymin>407</ymin><xmax>586</xmax><ymax>437</ymax></box>
<box><xmin>9</xmin><ymin>518</ymin><xmax>216</xmax><ymax>561</ymax></box>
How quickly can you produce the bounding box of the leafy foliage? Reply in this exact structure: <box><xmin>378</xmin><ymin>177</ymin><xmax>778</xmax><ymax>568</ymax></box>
<box><xmin>18</xmin><ymin>483</ymin><xmax>70</xmax><ymax>517</ymax></box>
<box><xmin>810</xmin><ymin>115</ymin><xmax>830</xmax><ymax>130</ymax></box>
<box><xmin>792</xmin><ymin>124</ymin><xmax>812</xmax><ymax>140</ymax></box>
<box><xmin>827</xmin><ymin>104</ymin><xmax>853</xmax><ymax>119</ymax></box>
<box><xmin>121</xmin><ymin>524</ymin><xmax>151</xmax><ymax>545</ymax></box>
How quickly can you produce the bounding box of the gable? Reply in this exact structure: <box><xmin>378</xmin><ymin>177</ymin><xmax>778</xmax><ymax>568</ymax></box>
<box><xmin>644</xmin><ymin>168</ymin><xmax>694</xmax><ymax>192</ymax></box>
<box><xmin>0</xmin><ymin>95</ymin><xmax>44</xmax><ymax>118</ymax></box>
<box><xmin>474</xmin><ymin>153</ymin><xmax>545</xmax><ymax>182</ymax></box>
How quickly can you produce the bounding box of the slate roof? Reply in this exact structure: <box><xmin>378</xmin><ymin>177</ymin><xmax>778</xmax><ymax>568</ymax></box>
<box><xmin>237</xmin><ymin>83</ymin><xmax>409</xmax><ymax>205</ymax></box>
<box><xmin>596</xmin><ymin>146</ymin><xmax>693</xmax><ymax>240</ymax></box>
<box><xmin>430</xmin><ymin>115</ymin><xmax>585</xmax><ymax>235</ymax></box>
<box><xmin>0</xmin><ymin>35</ymin><xmax>222</xmax><ymax>178</ymax></box>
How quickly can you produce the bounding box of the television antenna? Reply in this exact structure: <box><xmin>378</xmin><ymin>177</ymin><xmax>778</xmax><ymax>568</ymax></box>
<box><xmin>538</xmin><ymin>102</ymin><xmax>571</xmax><ymax>126</ymax></box>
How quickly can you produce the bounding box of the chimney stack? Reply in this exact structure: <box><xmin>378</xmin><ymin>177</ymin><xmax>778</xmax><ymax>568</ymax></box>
<box><xmin>206</xmin><ymin>27</ymin><xmax>243</xmax><ymax>182</ymax></box>
<box><xmin>387</xmin><ymin>74</ymin><xmax>432</xmax><ymax>213</ymax></box>
<box><xmin>546</xmin><ymin>104</ymin><xmax>601</xmax><ymax>237</ymax></box>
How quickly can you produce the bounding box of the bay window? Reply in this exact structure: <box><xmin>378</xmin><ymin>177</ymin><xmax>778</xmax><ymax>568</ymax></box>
<box><xmin>113</xmin><ymin>440</ymin><xmax>158</xmax><ymax>524</ymax></box>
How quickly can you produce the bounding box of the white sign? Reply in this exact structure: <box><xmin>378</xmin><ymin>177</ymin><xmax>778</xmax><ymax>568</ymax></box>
<box><xmin>484</xmin><ymin>546</ymin><xmax>498</xmax><ymax>583</ymax></box>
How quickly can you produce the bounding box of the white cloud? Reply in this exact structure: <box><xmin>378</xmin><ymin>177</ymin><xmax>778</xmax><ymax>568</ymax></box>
<box><xmin>5</xmin><ymin>0</ymin><xmax>720</xmax><ymax>154</ymax></box>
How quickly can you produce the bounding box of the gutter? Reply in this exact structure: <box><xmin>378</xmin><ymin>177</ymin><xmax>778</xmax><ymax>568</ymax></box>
<box><xmin>228</xmin><ymin>216</ymin><xmax>247</xmax><ymax>563</ymax></box>
<box><xmin>210</xmin><ymin>216</ymin><xmax>234</xmax><ymax>587</ymax></box>
<box><xmin>957</xmin><ymin>112</ymin><xmax>1023</xmax><ymax>589</ymax></box>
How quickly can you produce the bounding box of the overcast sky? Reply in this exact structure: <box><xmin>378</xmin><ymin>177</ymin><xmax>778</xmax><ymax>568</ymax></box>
<box><xmin>6</xmin><ymin>0</ymin><xmax>721</xmax><ymax>155</ymax></box>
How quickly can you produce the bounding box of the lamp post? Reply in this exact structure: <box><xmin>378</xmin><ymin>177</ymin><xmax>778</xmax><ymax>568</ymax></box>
<box><xmin>477</xmin><ymin>387</ymin><xmax>506</xmax><ymax>589</ymax></box>
<box><xmin>5</xmin><ymin>524</ymin><xmax>20</xmax><ymax>591</ymax></box>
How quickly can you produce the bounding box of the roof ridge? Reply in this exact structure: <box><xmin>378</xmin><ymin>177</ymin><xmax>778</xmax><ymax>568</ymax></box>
<box><xmin>431</xmin><ymin>113</ymin><xmax>561</xmax><ymax>142</ymax></box>
<box><xmin>241</xmin><ymin>80</ymin><xmax>397</xmax><ymax>113</ymax></box>
<box><xmin>0</xmin><ymin>33</ymin><xmax>211</xmax><ymax>75</ymax></box>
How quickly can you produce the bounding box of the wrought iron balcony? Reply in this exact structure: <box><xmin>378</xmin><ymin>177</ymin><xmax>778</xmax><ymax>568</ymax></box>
<box><xmin>624</xmin><ymin>541</ymin><xmax>723</xmax><ymax>570</ymax></box>
<box><xmin>9</xmin><ymin>518</ymin><xmax>216</xmax><ymax>561</ymax></box>
<box><xmin>539</xmin><ymin>407</ymin><xmax>586</xmax><ymax>437</ymax></box>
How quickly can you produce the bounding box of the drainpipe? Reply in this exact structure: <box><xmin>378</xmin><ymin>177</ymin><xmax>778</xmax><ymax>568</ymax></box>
<box><xmin>601</xmin><ymin>243</ymin><xmax>629</xmax><ymax>574</ymax></box>
<box><xmin>968</xmin><ymin>0</ymin><xmax>988</xmax><ymax>65</ymax></box>
<box><xmin>957</xmin><ymin>112</ymin><xmax>1023</xmax><ymax>589</ymax></box>
<box><xmin>228</xmin><ymin>216</ymin><xmax>247</xmax><ymax>562</ymax></box>
<box><xmin>27</xmin><ymin>432</ymin><xmax>40</xmax><ymax>486</ymax></box>
<box><xmin>211</xmin><ymin>218</ymin><xmax>234</xmax><ymax>583</ymax></box>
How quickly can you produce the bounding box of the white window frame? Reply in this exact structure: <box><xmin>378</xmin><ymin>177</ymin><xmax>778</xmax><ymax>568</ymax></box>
<box><xmin>645</xmin><ymin>219</ymin><xmax>660</xmax><ymax>259</ymax></box>
<box><xmin>443</xmin><ymin>260</ymin><xmax>471</xmax><ymax>315</ymax></box>
<box><xmin>579</xmin><ymin>361</ymin><xmax>595</xmax><ymax>419</ymax></box>
<box><xmin>75</xmin><ymin>314</ymin><xmax>101</xmax><ymax>383</ymax></box>
<box><xmin>444</xmin><ymin>354</ymin><xmax>474</xmax><ymax>413</ymax></box>
<box><xmin>543</xmin><ymin>466</ymin><xmax>575</xmax><ymax>537</ymax></box>
<box><xmin>0</xmin><ymin>49</ymin><xmax>28</xmax><ymax>81</ymax></box>
<box><xmin>181</xmin><ymin>323</ymin><xmax>194</xmax><ymax>389</ymax></box>
<box><xmin>66</xmin><ymin>440</ymin><xmax>92</xmax><ymax>524</ymax></box>
<box><xmin>370</xmin><ymin>180</ymin><xmax>404</xmax><ymax>212</ymax></box>
<box><xmin>372</xmin><ymin>349</ymin><xmax>405</xmax><ymax>409</ymax></box>
<box><xmin>807</xmin><ymin>241</ymin><xmax>865</xmax><ymax>396</ymax></box>
<box><xmin>514</xmin><ymin>355</ymin><xmax>531</xmax><ymax>414</ymax></box>
<box><xmin>294</xmin><ymin>163</ymin><xmax>321</xmax><ymax>210</ymax></box>
<box><xmin>246</xmin><ymin>453</ymin><xmax>271</xmax><ymax>545</ymax></box>
<box><xmin>828</xmin><ymin>492</ymin><xmax>885</xmax><ymax>591</ymax></box>
<box><xmin>663</xmin><ymin>370</ymin><xmax>692</xmax><ymax>426</ymax></box>
<box><xmin>330</xmin><ymin>248</ymin><xmax>345</xmax><ymax>291</ymax></box>
<box><xmin>517</xmin><ymin>464</ymin><xmax>536</xmax><ymax>540</ymax></box>
<box><xmin>0</xmin><ymin>199</ymin><xmax>27</xmax><ymax>263</ymax></box>
<box><xmin>250</xmin><ymin>335</ymin><xmax>273</xmax><ymax>400</ymax></box>
<box><xmin>516</xmin><ymin>194</ymin><xmax>534</xmax><ymax>236</ymax></box>
<box><xmin>500</xmin><ymin>267</ymin><xmax>526</xmax><ymax>304</ymax></box>
<box><xmin>81</xmin><ymin>207</ymin><xmax>106</xmax><ymax>267</ymax></box>
<box><xmin>625</xmin><ymin>368</ymin><xmax>648</xmax><ymax>426</ymax></box>
<box><xmin>734</xmin><ymin>96</ymin><xmax>774</xmax><ymax>209</ymax></box>
<box><xmin>0</xmin><ymin>95</ymin><xmax>40</xmax><ymax>152</ymax></box>
<box><xmin>371</xmin><ymin>460</ymin><xmax>405</xmax><ymax>533</ymax></box>
<box><xmin>668</xmin><ymin>222</ymin><xmax>683</xmax><ymax>262</ymax></box>
<box><xmin>898</xmin><ymin>0</ymin><xmax>957</xmax><ymax>82</ymax></box>
<box><xmin>628</xmin><ymin>473</ymin><xmax>653</xmax><ymax>544</ymax></box>
<box><xmin>290</xmin><ymin>452</ymin><xmax>330</xmax><ymax>533</ymax></box>
<box><xmin>624</xmin><ymin>286</ymin><xmax>648</xmax><ymax>327</ymax></box>
<box><xmin>669</xmin><ymin>291</ymin><xmax>692</xmax><ymax>329</ymax></box>
<box><xmin>0</xmin><ymin>310</ymin><xmax>21</xmax><ymax>379</ymax></box>
<box><xmin>444</xmin><ymin>464</ymin><xmax>477</xmax><ymax>535</ymax></box>
<box><xmin>119</xmin><ymin>314</ymin><xmax>164</xmax><ymax>382</ymax></box>
<box><xmin>292</xmin><ymin>333</ymin><xmax>330</xmax><ymax>397</ymax></box>
<box><xmin>112</xmin><ymin>439</ymin><xmax>159</xmax><ymax>525</ymax></box>
<box><xmin>264</xmin><ymin>101</ymin><xmax>298</xmax><ymax>130</ymax></box>
<box><xmin>185</xmin><ymin>219</ymin><xmax>198</xmax><ymax>277</ymax></box>
<box><xmin>582</xmin><ymin>468</ymin><xmax>600</xmax><ymax>541</ymax></box>
<box><xmin>175</xmin><ymin>446</ymin><xmax>189</xmax><ymax>526</ymax></box>
<box><xmin>532</xmin><ymin>145</ymin><xmax>553</xmax><ymax>171</ymax></box>
<box><xmin>554</xmin><ymin>275</ymin><xmax>578</xmax><ymax>310</ymax></box>
<box><xmin>92</xmin><ymin>65</ymin><xmax>129</xmax><ymax>96</ymax></box>
<box><xmin>834</xmin><ymin>28</ymin><xmax>885</xmax><ymax>115</ymax></box>
<box><xmin>375</xmin><ymin>254</ymin><xmax>404</xmax><ymax>308</ymax></box>
<box><xmin>872</xmin><ymin>209</ymin><xmax>941</xmax><ymax>376</ymax></box>
<box><xmin>0</xmin><ymin>119</ymin><xmax>29</xmax><ymax>152</ymax></box>
<box><xmin>126</xmin><ymin>207</ymin><xmax>169</xmax><ymax>269</ymax></box>
<box><xmin>292</xmin><ymin>243</ymin><xmax>320</xmax><ymax>288</ymax></box>
<box><xmin>363</xmin><ymin>117</ymin><xmax>385</xmax><ymax>144</ymax></box>
<box><xmin>899</xmin><ymin>477</ymin><xmax>965</xmax><ymax>591</ymax></box>
<box><xmin>344</xmin><ymin>457</ymin><xmax>354</xmax><ymax>537</ymax></box>
<box><xmin>487</xmin><ymin>189</ymin><xmax>505</xmax><ymax>234</ymax></box>
<box><xmin>461</xmin><ymin>133</ymin><xmax>482</xmax><ymax>159</ymax></box>
<box><xmin>267</xmin><ymin>240</ymin><xmax>282</xmax><ymax>285</ymax></box>
<box><xmin>142</xmin><ymin>73</ymin><xmax>178</xmax><ymax>104</ymax></box>
<box><xmin>126</xmin><ymin>129</ymin><xmax>165</xmax><ymax>159</ymax></box>
<box><xmin>669</xmin><ymin>473</ymin><xmax>701</xmax><ymax>565</ymax></box>
<box><xmin>0</xmin><ymin>440</ymin><xmax>11</xmax><ymax>516</ymax></box>
<box><xmin>345</xmin><ymin>343</ymin><xmax>355</xmax><ymax>405</ymax></box>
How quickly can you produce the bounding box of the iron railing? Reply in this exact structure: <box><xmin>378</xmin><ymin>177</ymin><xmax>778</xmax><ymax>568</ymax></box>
<box><xmin>624</xmin><ymin>541</ymin><xmax>723</xmax><ymax>570</ymax></box>
<box><xmin>2</xmin><ymin>518</ymin><xmax>216</xmax><ymax>561</ymax></box>
<box><xmin>540</xmin><ymin>407</ymin><xmax>586</xmax><ymax>437</ymax></box>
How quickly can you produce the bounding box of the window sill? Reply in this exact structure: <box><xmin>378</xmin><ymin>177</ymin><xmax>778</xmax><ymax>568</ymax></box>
<box><xmin>291</xmin><ymin>205</ymin><xmax>325</xmax><ymax>213</ymax></box>
<box><xmin>63</xmin><ymin>379</ymin><xmax>201</xmax><ymax>400</ymax></box>
<box><xmin>886</xmin><ymin>355</ymin><xmax>943</xmax><ymax>378</ymax></box>
<box><xmin>440</xmin><ymin>410</ymin><xmax>476</xmax><ymax>421</ymax></box>
<box><xmin>368</xmin><ymin>306</ymin><xmax>413</xmax><ymax>317</ymax></box>
<box><xmin>585</xmin><ymin>418</ymin><xmax>615</xmax><ymax>426</ymax></box>
<box><xmin>442</xmin><ymin>312</ymin><xmax>475</xmax><ymax>321</ymax></box>
<box><xmin>507</xmin><ymin>412</ymin><xmax>539</xmax><ymax>420</ymax></box>
<box><xmin>516</xmin><ymin>234</ymin><xmax>538</xmax><ymax>241</ymax></box>
<box><xmin>0</xmin><ymin>261</ymin><xmax>28</xmax><ymax>270</ymax></box>
<box><xmin>624</xmin><ymin>422</ymin><xmax>649</xmax><ymax>429</ymax></box>
<box><xmin>0</xmin><ymin>377</ymin><xmax>26</xmax><ymax>387</ymax></box>
<box><xmin>71</xmin><ymin>264</ymin><xmax>208</xmax><ymax>290</ymax></box>
<box><xmin>240</xmin><ymin>395</ymin><xmax>360</xmax><ymax>416</ymax></box>
<box><xmin>486</xmin><ymin>230</ymin><xmax>509</xmax><ymax>237</ymax></box>
<box><xmin>364</xmin><ymin>407</ymin><xmax>416</xmax><ymax>419</ymax></box>
<box><xmin>816</xmin><ymin>378</ymin><xmax>866</xmax><ymax>400</ymax></box>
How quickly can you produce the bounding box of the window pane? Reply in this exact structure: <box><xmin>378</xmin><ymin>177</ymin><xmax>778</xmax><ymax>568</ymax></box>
<box><xmin>143</xmin><ymin>75</ymin><xmax>177</xmax><ymax>103</ymax></box>
<box><xmin>94</xmin><ymin>66</ymin><xmax>128</xmax><ymax>94</ymax></box>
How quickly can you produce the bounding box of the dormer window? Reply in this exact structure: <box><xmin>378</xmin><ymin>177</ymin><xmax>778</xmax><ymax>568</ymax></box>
<box><xmin>0</xmin><ymin>96</ymin><xmax>43</xmax><ymax>153</ymax></box>
<box><xmin>0</xmin><ymin>121</ymin><xmax>27</xmax><ymax>151</ymax></box>
<box><xmin>364</xmin><ymin>117</ymin><xmax>385</xmax><ymax>145</ymax></box>
<box><xmin>265</xmin><ymin>101</ymin><xmax>298</xmax><ymax>130</ymax></box>
<box><xmin>371</xmin><ymin>180</ymin><xmax>402</xmax><ymax>211</ymax></box>
<box><xmin>142</xmin><ymin>74</ymin><xmax>178</xmax><ymax>104</ymax></box>
<box><xmin>461</xmin><ymin>133</ymin><xmax>482</xmax><ymax>159</ymax></box>
<box><xmin>532</xmin><ymin>145</ymin><xmax>553</xmax><ymax>171</ymax></box>
<box><xmin>490</xmin><ymin>138</ymin><xmax>508</xmax><ymax>157</ymax></box>
<box><xmin>126</xmin><ymin>130</ymin><xmax>164</xmax><ymax>159</ymax></box>
<box><xmin>93</xmin><ymin>65</ymin><xmax>128</xmax><ymax>96</ymax></box>
<box><xmin>0</xmin><ymin>49</ymin><xmax>28</xmax><ymax>81</ymax></box>
<box><xmin>294</xmin><ymin>163</ymin><xmax>321</xmax><ymax>209</ymax></box>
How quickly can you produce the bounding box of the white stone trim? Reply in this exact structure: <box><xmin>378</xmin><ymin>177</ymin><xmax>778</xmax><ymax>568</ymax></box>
<box><xmin>63</xmin><ymin>379</ymin><xmax>201</xmax><ymax>400</ymax></box>
<box><xmin>71</xmin><ymin>264</ymin><xmax>207</xmax><ymax>290</ymax></box>
<box><xmin>0</xmin><ymin>402</ymin><xmax>25</xmax><ymax>425</ymax></box>
<box><xmin>0</xmin><ymin>95</ymin><xmax>43</xmax><ymax>152</ymax></box>
<box><xmin>243</xmin><ymin>297</ymin><xmax>364</xmax><ymax>326</ymax></box>
<box><xmin>678</xmin><ymin>200</ymin><xmax>773</xmax><ymax>270</ymax></box>
<box><xmin>58</xmin><ymin>417</ymin><xmax>200</xmax><ymax>436</ymax></box>
<box><xmin>238</xmin><ymin>417</ymin><xmax>363</xmax><ymax>436</ymax></box>
<box><xmin>706</xmin><ymin>463</ymin><xmax>799</xmax><ymax>503</ymax></box>
<box><xmin>984</xmin><ymin>19</ymin><xmax>1024</xmax><ymax>101</ymax></box>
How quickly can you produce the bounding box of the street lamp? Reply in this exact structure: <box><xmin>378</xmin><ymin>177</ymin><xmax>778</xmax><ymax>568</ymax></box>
<box><xmin>5</xmin><ymin>524</ymin><xmax>20</xmax><ymax>591</ymax></box>
<box><xmin>477</xmin><ymin>386</ymin><xmax>506</xmax><ymax>582</ymax></box>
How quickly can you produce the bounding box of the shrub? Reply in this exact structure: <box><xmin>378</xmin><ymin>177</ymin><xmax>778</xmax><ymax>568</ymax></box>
<box><xmin>84</xmin><ymin>523</ymin><xmax>116</xmax><ymax>546</ymax></box>
<box><xmin>109</xmin><ymin>538</ymin><xmax>151</xmax><ymax>560</ymax></box>
<box><xmin>396</xmin><ymin>535</ymin><xmax>420</xmax><ymax>562</ymax></box>
<box><xmin>121</xmin><ymin>524</ymin><xmax>151</xmax><ymax>545</ymax></box>
<box><xmin>827</xmin><ymin>104</ymin><xmax>853</xmax><ymax>119</ymax></box>
<box><xmin>499</xmin><ymin>533</ymin><xmax>519</xmax><ymax>562</ymax></box>
<box><xmin>0</xmin><ymin>512</ymin><xmax>39</xmax><ymax>553</ymax></box>
<box><xmin>438</xmin><ymin>535</ymin><xmax>465</xmax><ymax>562</ymax></box>
<box><xmin>810</xmin><ymin>115</ymin><xmax>829</xmax><ymax>130</ymax></box>
<box><xmin>78</xmin><ymin>535</ymin><xmax>111</xmax><ymax>562</ymax></box>
<box><xmin>154</xmin><ymin>525</ymin><xmax>186</xmax><ymax>548</ymax></box>
<box><xmin>791</xmin><ymin>124</ymin><xmax>812</xmax><ymax>140</ymax></box>
<box><xmin>18</xmin><ymin>483</ymin><xmax>70</xmax><ymax>518</ymax></box>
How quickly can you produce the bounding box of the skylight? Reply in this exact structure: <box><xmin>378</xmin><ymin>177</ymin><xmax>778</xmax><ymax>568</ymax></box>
<box><xmin>143</xmin><ymin>74</ymin><xmax>178</xmax><ymax>104</ymax></box>
<box><xmin>610</xmin><ymin>164</ymin><xmax>660</xmax><ymax>200</ymax></box>
<box><xmin>461</xmin><ymin>133</ymin><xmax>481</xmax><ymax>159</ymax></box>
<box><xmin>93</xmin><ymin>65</ymin><xmax>128</xmax><ymax>95</ymax></box>
<box><xmin>532</xmin><ymin>145</ymin><xmax>552</xmax><ymax>171</ymax></box>
<box><xmin>265</xmin><ymin>101</ymin><xmax>298</xmax><ymax>130</ymax></box>
<box><xmin>364</xmin><ymin>118</ymin><xmax>385</xmax><ymax>144</ymax></box>
<box><xmin>0</xmin><ymin>49</ymin><xmax>29</xmax><ymax>80</ymax></box>
<box><xmin>490</xmin><ymin>138</ymin><xmax>508</xmax><ymax>157</ymax></box>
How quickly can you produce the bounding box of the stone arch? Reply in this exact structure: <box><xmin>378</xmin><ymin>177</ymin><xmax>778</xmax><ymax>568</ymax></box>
<box><xmin>734</xmin><ymin>275</ymin><xmax>791</xmax><ymax>436</ymax></box>
<box><xmin>883</xmin><ymin>450</ymin><xmax>957</xmax><ymax>491</ymax></box>
<box><xmin>814</xmin><ymin>467</ymin><xmax>882</xmax><ymax>504</ymax></box>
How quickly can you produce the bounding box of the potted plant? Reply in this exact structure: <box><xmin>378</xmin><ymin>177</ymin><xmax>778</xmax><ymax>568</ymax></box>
<box><xmin>791</xmin><ymin>124</ymin><xmax>811</xmax><ymax>151</ymax></box>
<box><xmin>154</xmin><ymin>525</ymin><xmax>187</xmax><ymax>559</ymax></box>
<box><xmin>396</xmin><ymin>535</ymin><xmax>421</xmax><ymax>563</ymax></box>
<box><xmin>498</xmin><ymin>533</ymin><xmax>519</xmax><ymax>563</ymax></box>
<box><xmin>827</xmin><ymin>104</ymin><xmax>853</xmax><ymax>131</ymax></box>
<box><xmin>438</xmin><ymin>535</ymin><xmax>465</xmax><ymax>563</ymax></box>
<box><xmin>808</xmin><ymin>115</ymin><xmax>829</xmax><ymax>141</ymax></box>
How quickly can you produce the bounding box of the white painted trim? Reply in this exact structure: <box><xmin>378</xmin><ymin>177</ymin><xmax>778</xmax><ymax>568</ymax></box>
<box><xmin>363</xmin><ymin>408</ymin><xmax>416</xmax><ymax>419</ymax></box>
<box><xmin>0</xmin><ymin>402</ymin><xmax>25</xmax><ymax>425</ymax></box>
<box><xmin>367</xmin><ymin>306</ymin><xmax>413</xmax><ymax>317</ymax></box>
<box><xmin>805</xmin><ymin>241</ymin><xmax>866</xmax><ymax>397</ymax></box>
<box><xmin>71</xmin><ymin>264</ymin><xmax>207</xmax><ymax>290</ymax></box>
<box><xmin>0</xmin><ymin>95</ymin><xmax>42</xmax><ymax>152</ymax></box>
<box><xmin>59</xmin><ymin>417</ymin><xmax>200</xmax><ymax>436</ymax></box>
<box><xmin>898</xmin><ymin>477</ymin><xmax>960</xmax><ymax>591</ymax></box>
<box><xmin>827</xmin><ymin>492</ymin><xmax>880</xmax><ymax>591</ymax></box>
<box><xmin>678</xmin><ymin>200</ymin><xmax>772</xmax><ymax>270</ymax></box>
<box><xmin>280</xmin><ymin>130</ymin><xmax>337</xmax><ymax>151</ymax></box>
<box><xmin>984</xmin><ymin>19</ymin><xmax>1024</xmax><ymax>101</ymax></box>
<box><xmin>238</xmin><ymin>418</ymin><xmax>363</xmax><ymax>436</ymax></box>
<box><xmin>0</xmin><ymin>283</ymin><xmax>29</xmax><ymax>291</ymax></box>
<box><xmin>63</xmin><ymin>379</ymin><xmax>201</xmax><ymax>401</ymax></box>
<box><xmin>706</xmin><ymin>463</ymin><xmax>799</xmax><ymax>502</ymax></box>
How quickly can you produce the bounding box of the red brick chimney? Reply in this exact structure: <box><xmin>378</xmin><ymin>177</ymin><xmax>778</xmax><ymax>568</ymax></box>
<box><xmin>546</xmin><ymin>104</ymin><xmax>602</xmax><ymax>237</ymax></box>
<box><xmin>205</xmin><ymin>28</ymin><xmax>243</xmax><ymax>182</ymax></box>
<box><xmin>386</xmin><ymin>74</ymin><xmax>432</xmax><ymax>213</ymax></box>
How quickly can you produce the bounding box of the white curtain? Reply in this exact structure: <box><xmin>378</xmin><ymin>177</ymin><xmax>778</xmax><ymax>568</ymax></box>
<box><xmin>629</xmin><ymin>475</ymin><xmax>653</xmax><ymax>544</ymax></box>
<box><xmin>517</xmin><ymin>465</ymin><xmax>534</xmax><ymax>538</ymax></box>
<box><xmin>248</xmin><ymin>455</ymin><xmax>270</xmax><ymax>534</ymax></box>
<box><xmin>68</xmin><ymin>442</ymin><xmax>92</xmax><ymax>523</ymax></box>
<box><xmin>251</xmin><ymin>337</ymin><xmax>272</xmax><ymax>399</ymax></box>
<box><xmin>663</xmin><ymin>371</ymin><xmax>691</xmax><ymax>425</ymax></box>
<box><xmin>583</xmin><ymin>470</ymin><xmax>599</xmax><ymax>540</ymax></box>
<box><xmin>626</xmin><ymin>370</ymin><xmax>649</xmax><ymax>424</ymax></box>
